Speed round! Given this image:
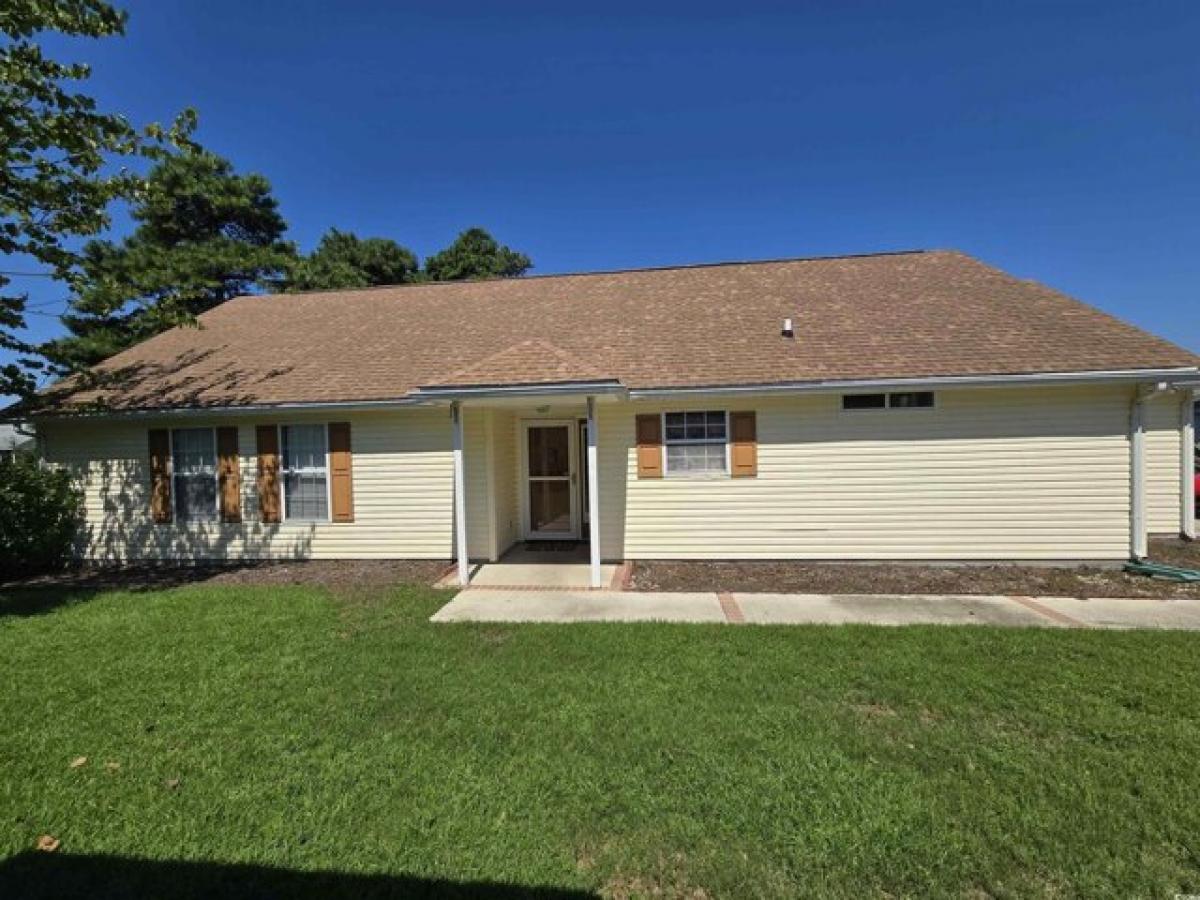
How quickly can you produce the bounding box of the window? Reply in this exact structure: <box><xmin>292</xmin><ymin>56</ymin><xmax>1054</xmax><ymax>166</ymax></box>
<box><xmin>842</xmin><ymin>393</ymin><xmax>886</xmax><ymax>410</ymax></box>
<box><xmin>281</xmin><ymin>424</ymin><xmax>329</xmax><ymax>521</ymax></box>
<box><xmin>888</xmin><ymin>391</ymin><xmax>934</xmax><ymax>408</ymax></box>
<box><xmin>663</xmin><ymin>411</ymin><xmax>727</xmax><ymax>475</ymax></box>
<box><xmin>842</xmin><ymin>391</ymin><xmax>935</xmax><ymax>410</ymax></box>
<box><xmin>171</xmin><ymin>428</ymin><xmax>217</xmax><ymax>521</ymax></box>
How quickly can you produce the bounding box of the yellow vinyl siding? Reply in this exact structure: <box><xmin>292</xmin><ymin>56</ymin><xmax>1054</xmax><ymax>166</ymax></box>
<box><xmin>43</xmin><ymin>408</ymin><xmax>461</xmax><ymax>561</ymax></box>
<box><xmin>1145</xmin><ymin>393</ymin><xmax>1184</xmax><ymax>534</ymax></box>
<box><xmin>463</xmin><ymin>409</ymin><xmax>491</xmax><ymax>559</ymax></box>
<box><xmin>598</xmin><ymin>385</ymin><xmax>1135</xmax><ymax>560</ymax></box>
<box><xmin>44</xmin><ymin>384</ymin><xmax>1182</xmax><ymax>564</ymax></box>
<box><xmin>490</xmin><ymin>410</ymin><xmax>519</xmax><ymax>558</ymax></box>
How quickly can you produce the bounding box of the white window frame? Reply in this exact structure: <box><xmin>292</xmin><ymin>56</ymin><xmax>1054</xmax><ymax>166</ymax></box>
<box><xmin>841</xmin><ymin>391</ymin><xmax>937</xmax><ymax>412</ymax></box>
<box><xmin>278</xmin><ymin>423</ymin><xmax>332</xmax><ymax>523</ymax></box>
<box><xmin>169</xmin><ymin>427</ymin><xmax>219</xmax><ymax>523</ymax></box>
<box><xmin>661</xmin><ymin>410</ymin><xmax>731</xmax><ymax>478</ymax></box>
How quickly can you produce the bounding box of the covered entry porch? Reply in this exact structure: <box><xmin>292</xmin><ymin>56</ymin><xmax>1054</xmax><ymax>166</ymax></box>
<box><xmin>449</xmin><ymin>542</ymin><xmax>627</xmax><ymax>590</ymax></box>
<box><xmin>430</xmin><ymin>383</ymin><xmax>626</xmax><ymax>588</ymax></box>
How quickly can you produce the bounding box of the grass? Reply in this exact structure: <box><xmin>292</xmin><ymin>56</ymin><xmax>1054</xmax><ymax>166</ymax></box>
<box><xmin>2</xmin><ymin>582</ymin><xmax>1200</xmax><ymax>898</ymax></box>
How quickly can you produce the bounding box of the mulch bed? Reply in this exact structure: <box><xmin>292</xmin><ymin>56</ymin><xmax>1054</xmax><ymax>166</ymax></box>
<box><xmin>8</xmin><ymin>540</ymin><xmax>1200</xmax><ymax>600</ymax></box>
<box><xmin>1</xmin><ymin>559</ymin><xmax>453</xmax><ymax>594</ymax></box>
<box><xmin>630</xmin><ymin>538</ymin><xmax>1200</xmax><ymax>599</ymax></box>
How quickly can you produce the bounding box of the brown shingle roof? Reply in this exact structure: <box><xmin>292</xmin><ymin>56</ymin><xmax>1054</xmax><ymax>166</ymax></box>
<box><xmin>44</xmin><ymin>250</ymin><xmax>1198</xmax><ymax>410</ymax></box>
<box><xmin>430</xmin><ymin>339</ymin><xmax>616</xmax><ymax>388</ymax></box>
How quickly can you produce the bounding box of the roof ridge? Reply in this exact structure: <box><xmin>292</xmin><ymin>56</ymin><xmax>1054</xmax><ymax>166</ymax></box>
<box><xmin>246</xmin><ymin>248</ymin><xmax>936</xmax><ymax>301</ymax></box>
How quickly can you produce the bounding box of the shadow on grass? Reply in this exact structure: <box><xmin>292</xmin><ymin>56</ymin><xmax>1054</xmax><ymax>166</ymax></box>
<box><xmin>0</xmin><ymin>563</ymin><xmax>278</xmax><ymax>618</ymax></box>
<box><xmin>0</xmin><ymin>559</ymin><xmax>456</xmax><ymax>618</ymax></box>
<box><xmin>0</xmin><ymin>851</ymin><xmax>598</xmax><ymax>900</ymax></box>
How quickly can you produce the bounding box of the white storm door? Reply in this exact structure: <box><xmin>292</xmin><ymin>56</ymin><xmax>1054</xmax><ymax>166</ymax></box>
<box><xmin>522</xmin><ymin>421</ymin><xmax>579</xmax><ymax>539</ymax></box>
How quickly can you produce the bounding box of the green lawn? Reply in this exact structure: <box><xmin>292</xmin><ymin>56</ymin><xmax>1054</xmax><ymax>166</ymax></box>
<box><xmin>2</xmin><ymin>582</ymin><xmax>1199</xmax><ymax>899</ymax></box>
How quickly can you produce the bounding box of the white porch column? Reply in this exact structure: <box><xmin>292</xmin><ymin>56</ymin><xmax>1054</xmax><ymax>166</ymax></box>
<box><xmin>1183</xmin><ymin>393</ymin><xmax>1196</xmax><ymax>540</ymax></box>
<box><xmin>1130</xmin><ymin>391</ymin><xmax>1147</xmax><ymax>559</ymax></box>
<box><xmin>587</xmin><ymin>395</ymin><xmax>602</xmax><ymax>588</ymax></box>
<box><xmin>452</xmin><ymin>401</ymin><xmax>470</xmax><ymax>585</ymax></box>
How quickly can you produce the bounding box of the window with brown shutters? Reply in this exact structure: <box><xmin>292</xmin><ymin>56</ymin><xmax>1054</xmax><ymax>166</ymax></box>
<box><xmin>280</xmin><ymin>424</ymin><xmax>329</xmax><ymax>521</ymax></box>
<box><xmin>216</xmin><ymin>426</ymin><xmax>242</xmax><ymax>523</ymax></box>
<box><xmin>729</xmin><ymin>411</ymin><xmax>758</xmax><ymax>477</ymax></box>
<box><xmin>328</xmin><ymin>422</ymin><xmax>354</xmax><ymax>523</ymax></box>
<box><xmin>635</xmin><ymin>414</ymin><xmax>663</xmax><ymax>478</ymax></box>
<box><xmin>148</xmin><ymin>429</ymin><xmax>172</xmax><ymax>523</ymax></box>
<box><xmin>663</xmin><ymin>411</ymin><xmax>728</xmax><ymax>475</ymax></box>
<box><xmin>255</xmin><ymin>425</ymin><xmax>282</xmax><ymax>524</ymax></box>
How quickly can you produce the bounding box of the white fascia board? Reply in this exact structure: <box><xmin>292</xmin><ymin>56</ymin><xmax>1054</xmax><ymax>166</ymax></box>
<box><xmin>628</xmin><ymin>367</ymin><xmax>1200</xmax><ymax>400</ymax></box>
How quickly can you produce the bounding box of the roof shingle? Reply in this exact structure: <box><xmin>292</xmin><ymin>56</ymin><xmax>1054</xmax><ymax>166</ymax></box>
<box><xmin>43</xmin><ymin>250</ymin><xmax>1198</xmax><ymax>410</ymax></box>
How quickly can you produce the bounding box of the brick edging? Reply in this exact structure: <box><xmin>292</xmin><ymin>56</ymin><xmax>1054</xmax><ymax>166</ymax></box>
<box><xmin>612</xmin><ymin>561</ymin><xmax>634</xmax><ymax>591</ymax></box>
<box><xmin>1009</xmin><ymin>595</ymin><xmax>1087</xmax><ymax>627</ymax></box>
<box><xmin>717</xmin><ymin>591</ymin><xmax>746</xmax><ymax>624</ymax></box>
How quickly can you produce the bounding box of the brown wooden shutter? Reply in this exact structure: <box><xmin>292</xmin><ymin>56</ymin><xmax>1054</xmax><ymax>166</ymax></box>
<box><xmin>148</xmin><ymin>429</ymin><xmax>173</xmax><ymax>523</ymax></box>
<box><xmin>328</xmin><ymin>422</ymin><xmax>354</xmax><ymax>523</ymax></box>
<box><xmin>256</xmin><ymin>425</ymin><xmax>281</xmax><ymax>524</ymax></box>
<box><xmin>216</xmin><ymin>426</ymin><xmax>242</xmax><ymax>523</ymax></box>
<box><xmin>730</xmin><ymin>411</ymin><xmax>757</xmax><ymax>477</ymax></box>
<box><xmin>635</xmin><ymin>414</ymin><xmax>663</xmax><ymax>478</ymax></box>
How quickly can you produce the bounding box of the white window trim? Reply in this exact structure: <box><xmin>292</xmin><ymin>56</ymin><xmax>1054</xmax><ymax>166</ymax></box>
<box><xmin>169</xmin><ymin>427</ymin><xmax>219</xmax><ymax>523</ymax></box>
<box><xmin>278</xmin><ymin>423</ymin><xmax>333</xmax><ymax>524</ymax></box>
<box><xmin>841</xmin><ymin>391</ymin><xmax>938</xmax><ymax>412</ymax></box>
<box><xmin>661</xmin><ymin>410</ymin><xmax>731</xmax><ymax>478</ymax></box>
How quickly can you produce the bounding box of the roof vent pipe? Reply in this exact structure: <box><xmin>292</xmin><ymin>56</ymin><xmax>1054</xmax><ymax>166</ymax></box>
<box><xmin>781</xmin><ymin>317</ymin><xmax>794</xmax><ymax>339</ymax></box>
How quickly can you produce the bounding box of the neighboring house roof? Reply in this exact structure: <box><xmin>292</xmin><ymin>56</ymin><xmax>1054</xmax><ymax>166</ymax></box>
<box><xmin>35</xmin><ymin>250</ymin><xmax>1199</xmax><ymax>411</ymax></box>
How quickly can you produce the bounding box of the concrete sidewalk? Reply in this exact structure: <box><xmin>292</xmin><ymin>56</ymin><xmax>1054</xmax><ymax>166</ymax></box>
<box><xmin>430</xmin><ymin>589</ymin><xmax>1200</xmax><ymax>630</ymax></box>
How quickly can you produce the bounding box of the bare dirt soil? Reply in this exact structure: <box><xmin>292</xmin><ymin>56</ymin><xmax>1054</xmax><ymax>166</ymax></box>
<box><xmin>630</xmin><ymin>538</ymin><xmax>1200</xmax><ymax>599</ymax></box>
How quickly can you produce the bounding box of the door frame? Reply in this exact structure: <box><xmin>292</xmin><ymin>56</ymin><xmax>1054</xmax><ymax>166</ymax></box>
<box><xmin>519</xmin><ymin>419</ymin><xmax>580</xmax><ymax>540</ymax></box>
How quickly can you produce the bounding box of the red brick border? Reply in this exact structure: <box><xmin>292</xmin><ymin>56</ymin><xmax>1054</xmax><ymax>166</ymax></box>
<box><xmin>718</xmin><ymin>591</ymin><xmax>745</xmax><ymax>624</ymax></box>
<box><xmin>1009</xmin><ymin>595</ymin><xmax>1086</xmax><ymax>627</ymax></box>
<box><xmin>611</xmin><ymin>561</ymin><xmax>634</xmax><ymax>591</ymax></box>
<box><xmin>465</xmin><ymin>584</ymin><xmax>611</xmax><ymax>592</ymax></box>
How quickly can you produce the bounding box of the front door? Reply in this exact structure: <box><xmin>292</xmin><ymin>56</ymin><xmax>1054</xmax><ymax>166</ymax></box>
<box><xmin>522</xmin><ymin>421</ymin><xmax>578</xmax><ymax>539</ymax></box>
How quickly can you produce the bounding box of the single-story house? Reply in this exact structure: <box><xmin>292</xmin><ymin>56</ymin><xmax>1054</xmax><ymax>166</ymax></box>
<box><xmin>21</xmin><ymin>250</ymin><xmax>1200</xmax><ymax>586</ymax></box>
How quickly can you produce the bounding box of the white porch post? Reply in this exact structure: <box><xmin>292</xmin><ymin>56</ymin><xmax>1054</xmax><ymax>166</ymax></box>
<box><xmin>452</xmin><ymin>401</ymin><xmax>470</xmax><ymax>585</ymax></box>
<box><xmin>1130</xmin><ymin>390</ymin><xmax>1147</xmax><ymax>560</ymax></box>
<box><xmin>1183</xmin><ymin>393</ymin><xmax>1196</xmax><ymax>540</ymax></box>
<box><xmin>587</xmin><ymin>395</ymin><xmax>602</xmax><ymax>588</ymax></box>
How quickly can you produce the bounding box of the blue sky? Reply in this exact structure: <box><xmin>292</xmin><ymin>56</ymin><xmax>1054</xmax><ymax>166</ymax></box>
<box><xmin>9</xmin><ymin>0</ymin><xmax>1200</xmax><ymax>376</ymax></box>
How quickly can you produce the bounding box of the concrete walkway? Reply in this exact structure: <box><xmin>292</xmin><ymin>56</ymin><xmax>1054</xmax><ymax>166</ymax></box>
<box><xmin>430</xmin><ymin>589</ymin><xmax>1200</xmax><ymax>629</ymax></box>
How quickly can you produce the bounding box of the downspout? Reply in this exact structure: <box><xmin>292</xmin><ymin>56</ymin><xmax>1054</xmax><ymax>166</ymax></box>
<box><xmin>1183</xmin><ymin>392</ymin><xmax>1196</xmax><ymax>540</ymax></box>
<box><xmin>1130</xmin><ymin>389</ymin><xmax>1147</xmax><ymax>560</ymax></box>
<box><xmin>1129</xmin><ymin>382</ymin><xmax>1173</xmax><ymax>559</ymax></box>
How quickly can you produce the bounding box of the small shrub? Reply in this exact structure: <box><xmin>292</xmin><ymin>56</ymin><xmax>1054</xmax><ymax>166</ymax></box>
<box><xmin>0</xmin><ymin>454</ymin><xmax>83</xmax><ymax>578</ymax></box>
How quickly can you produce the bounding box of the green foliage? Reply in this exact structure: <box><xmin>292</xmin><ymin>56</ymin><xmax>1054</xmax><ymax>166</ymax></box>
<box><xmin>0</xmin><ymin>0</ymin><xmax>193</xmax><ymax>398</ymax></box>
<box><xmin>423</xmin><ymin>227</ymin><xmax>532</xmax><ymax>281</ymax></box>
<box><xmin>284</xmin><ymin>228</ymin><xmax>418</xmax><ymax>291</ymax></box>
<box><xmin>0</xmin><ymin>452</ymin><xmax>81</xmax><ymax>576</ymax></box>
<box><xmin>44</xmin><ymin>148</ymin><xmax>296</xmax><ymax>369</ymax></box>
<box><xmin>281</xmin><ymin>225</ymin><xmax>532</xmax><ymax>292</ymax></box>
